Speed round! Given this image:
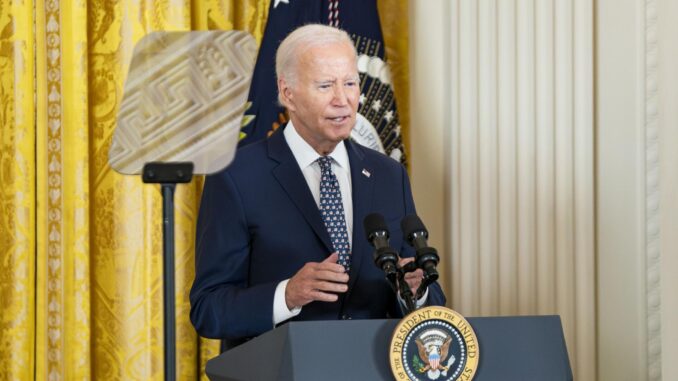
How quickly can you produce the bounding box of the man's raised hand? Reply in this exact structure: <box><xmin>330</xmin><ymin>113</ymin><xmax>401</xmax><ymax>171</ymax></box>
<box><xmin>285</xmin><ymin>253</ymin><xmax>349</xmax><ymax>310</ymax></box>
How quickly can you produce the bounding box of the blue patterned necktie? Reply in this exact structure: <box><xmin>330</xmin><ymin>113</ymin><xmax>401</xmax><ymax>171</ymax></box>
<box><xmin>317</xmin><ymin>156</ymin><xmax>351</xmax><ymax>272</ymax></box>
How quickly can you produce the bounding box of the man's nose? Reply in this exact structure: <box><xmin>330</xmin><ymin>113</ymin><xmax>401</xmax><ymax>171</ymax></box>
<box><xmin>332</xmin><ymin>85</ymin><xmax>349</xmax><ymax>106</ymax></box>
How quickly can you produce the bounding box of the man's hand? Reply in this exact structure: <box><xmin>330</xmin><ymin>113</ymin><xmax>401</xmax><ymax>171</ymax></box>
<box><xmin>285</xmin><ymin>253</ymin><xmax>349</xmax><ymax>310</ymax></box>
<box><xmin>398</xmin><ymin>257</ymin><xmax>424</xmax><ymax>295</ymax></box>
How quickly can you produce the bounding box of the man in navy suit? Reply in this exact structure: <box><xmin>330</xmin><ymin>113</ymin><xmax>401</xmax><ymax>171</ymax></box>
<box><xmin>190</xmin><ymin>24</ymin><xmax>446</xmax><ymax>346</ymax></box>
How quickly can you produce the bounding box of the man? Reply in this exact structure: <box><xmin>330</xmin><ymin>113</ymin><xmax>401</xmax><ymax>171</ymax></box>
<box><xmin>190</xmin><ymin>24</ymin><xmax>445</xmax><ymax>346</ymax></box>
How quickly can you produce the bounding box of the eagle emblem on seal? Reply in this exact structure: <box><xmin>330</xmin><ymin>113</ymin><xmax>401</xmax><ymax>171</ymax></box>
<box><xmin>414</xmin><ymin>329</ymin><xmax>456</xmax><ymax>380</ymax></box>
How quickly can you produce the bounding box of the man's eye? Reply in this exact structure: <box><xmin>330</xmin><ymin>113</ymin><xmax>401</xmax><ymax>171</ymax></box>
<box><xmin>345</xmin><ymin>81</ymin><xmax>357</xmax><ymax>87</ymax></box>
<box><xmin>319</xmin><ymin>84</ymin><xmax>331</xmax><ymax>89</ymax></box>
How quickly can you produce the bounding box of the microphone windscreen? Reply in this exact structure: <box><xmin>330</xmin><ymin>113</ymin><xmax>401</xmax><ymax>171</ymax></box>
<box><xmin>363</xmin><ymin>213</ymin><xmax>388</xmax><ymax>239</ymax></box>
<box><xmin>401</xmin><ymin>214</ymin><xmax>428</xmax><ymax>238</ymax></box>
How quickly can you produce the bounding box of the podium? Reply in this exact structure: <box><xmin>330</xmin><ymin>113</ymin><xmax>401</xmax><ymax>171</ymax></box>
<box><xmin>206</xmin><ymin>316</ymin><xmax>572</xmax><ymax>381</ymax></box>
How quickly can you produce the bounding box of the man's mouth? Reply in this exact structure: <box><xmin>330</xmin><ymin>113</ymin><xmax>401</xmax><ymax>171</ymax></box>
<box><xmin>328</xmin><ymin>115</ymin><xmax>350</xmax><ymax>123</ymax></box>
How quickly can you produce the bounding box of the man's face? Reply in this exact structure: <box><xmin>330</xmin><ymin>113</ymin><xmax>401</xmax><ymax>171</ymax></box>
<box><xmin>279</xmin><ymin>42</ymin><xmax>360</xmax><ymax>154</ymax></box>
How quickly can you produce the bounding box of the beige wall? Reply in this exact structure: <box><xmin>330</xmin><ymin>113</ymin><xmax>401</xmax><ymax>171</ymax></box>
<box><xmin>596</xmin><ymin>0</ymin><xmax>647</xmax><ymax>378</ymax></box>
<box><xmin>409</xmin><ymin>0</ymin><xmax>678</xmax><ymax>380</ymax></box>
<box><xmin>409</xmin><ymin>0</ymin><xmax>449</xmax><ymax>297</ymax></box>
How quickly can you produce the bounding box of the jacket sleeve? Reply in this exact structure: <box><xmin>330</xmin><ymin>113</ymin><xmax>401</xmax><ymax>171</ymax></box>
<box><xmin>189</xmin><ymin>170</ymin><xmax>278</xmax><ymax>340</ymax></box>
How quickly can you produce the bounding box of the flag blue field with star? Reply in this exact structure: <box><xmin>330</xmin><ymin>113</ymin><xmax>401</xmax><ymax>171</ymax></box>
<box><xmin>239</xmin><ymin>0</ymin><xmax>407</xmax><ymax>165</ymax></box>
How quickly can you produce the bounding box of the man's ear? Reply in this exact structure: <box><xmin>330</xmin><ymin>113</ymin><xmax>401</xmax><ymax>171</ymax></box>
<box><xmin>277</xmin><ymin>78</ymin><xmax>295</xmax><ymax>112</ymax></box>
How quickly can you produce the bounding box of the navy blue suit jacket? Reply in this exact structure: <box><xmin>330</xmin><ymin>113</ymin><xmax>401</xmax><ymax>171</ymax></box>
<box><xmin>190</xmin><ymin>127</ymin><xmax>446</xmax><ymax>342</ymax></box>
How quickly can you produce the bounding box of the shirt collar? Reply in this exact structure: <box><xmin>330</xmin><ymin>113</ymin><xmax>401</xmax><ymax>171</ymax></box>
<box><xmin>283</xmin><ymin>120</ymin><xmax>350</xmax><ymax>170</ymax></box>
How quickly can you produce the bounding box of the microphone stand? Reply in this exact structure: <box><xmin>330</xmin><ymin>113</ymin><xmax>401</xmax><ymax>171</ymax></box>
<box><xmin>415</xmin><ymin>266</ymin><xmax>439</xmax><ymax>300</ymax></box>
<box><xmin>397</xmin><ymin>261</ymin><xmax>418</xmax><ymax>314</ymax></box>
<box><xmin>395</xmin><ymin>260</ymin><xmax>440</xmax><ymax>314</ymax></box>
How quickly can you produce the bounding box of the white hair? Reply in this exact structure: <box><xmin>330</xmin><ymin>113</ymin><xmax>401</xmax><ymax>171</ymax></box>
<box><xmin>275</xmin><ymin>24</ymin><xmax>357</xmax><ymax>103</ymax></box>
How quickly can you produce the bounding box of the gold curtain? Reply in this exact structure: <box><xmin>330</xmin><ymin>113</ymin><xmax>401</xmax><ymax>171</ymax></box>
<box><xmin>0</xmin><ymin>0</ymin><xmax>408</xmax><ymax>379</ymax></box>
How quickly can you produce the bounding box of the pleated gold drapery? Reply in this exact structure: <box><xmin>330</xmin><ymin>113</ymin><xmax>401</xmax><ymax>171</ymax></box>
<box><xmin>0</xmin><ymin>1</ymin><xmax>408</xmax><ymax>379</ymax></box>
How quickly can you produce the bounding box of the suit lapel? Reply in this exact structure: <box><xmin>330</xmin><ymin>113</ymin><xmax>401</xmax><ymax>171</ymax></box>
<box><xmin>268</xmin><ymin>129</ymin><xmax>334</xmax><ymax>254</ymax></box>
<box><xmin>345</xmin><ymin>139</ymin><xmax>374</xmax><ymax>295</ymax></box>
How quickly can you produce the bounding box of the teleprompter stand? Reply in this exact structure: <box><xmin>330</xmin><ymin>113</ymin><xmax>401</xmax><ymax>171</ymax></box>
<box><xmin>142</xmin><ymin>162</ymin><xmax>194</xmax><ymax>381</ymax></box>
<box><xmin>107</xmin><ymin>31</ymin><xmax>257</xmax><ymax>380</ymax></box>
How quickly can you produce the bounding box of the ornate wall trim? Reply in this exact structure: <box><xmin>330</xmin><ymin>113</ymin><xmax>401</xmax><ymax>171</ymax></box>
<box><xmin>44</xmin><ymin>0</ymin><xmax>64</xmax><ymax>379</ymax></box>
<box><xmin>643</xmin><ymin>0</ymin><xmax>662</xmax><ymax>379</ymax></box>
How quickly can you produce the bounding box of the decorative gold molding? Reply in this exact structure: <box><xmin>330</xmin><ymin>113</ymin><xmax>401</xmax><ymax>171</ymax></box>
<box><xmin>44</xmin><ymin>0</ymin><xmax>63</xmax><ymax>379</ymax></box>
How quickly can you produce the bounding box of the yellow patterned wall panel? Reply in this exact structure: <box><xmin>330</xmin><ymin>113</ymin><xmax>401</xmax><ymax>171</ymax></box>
<box><xmin>0</xmin><ymin>1</ymin><xmax>36</xmax><ymax>380</ymax></box>
<box><xmin>34</xmin><ymin>0</ymin><xmax>93</xmax><ymax>379</ymax></box>
<box><xmin>58</xmin><ymin>1</ymin><xmax>91</xmax><ymax>379</ymax></box>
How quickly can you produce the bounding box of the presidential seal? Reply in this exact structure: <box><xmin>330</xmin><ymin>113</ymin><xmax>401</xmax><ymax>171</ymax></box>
<box><xmin>390</xmin><ymin>306</ymin><xmax>479</xmax><ymax>381</ymax></box>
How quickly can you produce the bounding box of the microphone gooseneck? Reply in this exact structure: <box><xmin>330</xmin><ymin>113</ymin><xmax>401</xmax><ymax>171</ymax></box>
<box><xmin>364</xmin><ymin>213</ymin><xmax>416</xmax><ymax>312</ymax></box>
<box><xmin>363</xmin><ymin>213</ymin><xmax>399</xmax><ymax>280</ymax></box>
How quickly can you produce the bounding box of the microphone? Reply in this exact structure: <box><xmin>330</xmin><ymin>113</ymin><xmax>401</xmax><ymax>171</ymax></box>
<box><xmin>363</xmin><ymin>213</ymin><xmax>399</xmax><ymax>280</ymax></box>
<box><xmin>401</xmin><ymin>215</ymin><xmax>440</xmax><ymax>291</ymax></box>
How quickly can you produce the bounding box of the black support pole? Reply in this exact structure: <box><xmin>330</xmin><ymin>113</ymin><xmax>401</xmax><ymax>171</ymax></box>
<box><xmin>161</xmin><ymin>183</ymin><xmax>176</xmax><ymax>381</ymax></box>
<box><xmin>142</xmin><ymin>162</ymin><xmax>193</xmax><ymax>381</ymax></box>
